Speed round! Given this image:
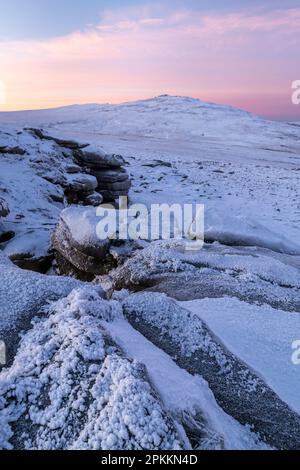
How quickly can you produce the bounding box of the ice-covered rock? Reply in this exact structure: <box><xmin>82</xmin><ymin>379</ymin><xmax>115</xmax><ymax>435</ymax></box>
<box><xmin>3</xmin><ymin>229</ymin><xmax>53</xmax><ymax>273</ymax></box>
<box><xmin>0</xmin><ymin>287</ymin><xmax>181</xmax><ymax>450</ymax></box>
<box><xmin>74</xmin><ymin>145</ymin><xmax>125</xmax><ymax>168</ymax></box>
<box><xmin>73</xmin><ymin>146</ymin><xmax>131</xmax><ymax>202</ymax></box>
<box><xmin>0</xmin><ymin>251</ymin><xmax>85</xmax><ymax>365</ymax></box>
<box><xmin>112</xmin><ymin>241</ymin><xmax>300</xmax><ymax>312</ymax></box>
<box><xmin>121</xmin><ymin>291</ymin><xmax>300</xmax><ymax>450</ymax></box>
<box><xmin>52</xmin><ymin>206</ymin><xmax>111</xmax><ymax>280</ymax></box>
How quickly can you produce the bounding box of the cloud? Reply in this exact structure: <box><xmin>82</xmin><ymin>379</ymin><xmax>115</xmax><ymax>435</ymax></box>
<box><xmin>0</xmin><ymin>5</ymin><xmax>299</xmax><ymax>115</ymax></box>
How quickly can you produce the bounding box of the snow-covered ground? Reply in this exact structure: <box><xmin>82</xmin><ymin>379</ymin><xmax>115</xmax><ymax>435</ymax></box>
<box><xmin>1</xmin><ymin>95</ymin><xmax>299</xmax><ymax>254</ymax></box>
<box><xmin>182</xmin><ymin>297</ymin><xmax>300</xmax><ymax>414</ymax></box>
<box><xmin>0</xmin><ymin>95</ymin><xmax>299</xmax><ymax>450</ymax></box>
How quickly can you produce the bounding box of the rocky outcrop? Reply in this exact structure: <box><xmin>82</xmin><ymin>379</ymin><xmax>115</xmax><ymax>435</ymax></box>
<box><xmin>74</xmin><ymin>145</ymin><xmax>131</xmax><ymax>202</ymax></box>
<box><xmin>28</xmin><ymin>128</ymin><xmax>131</xmax><ymax>203</ymax></box>
<box><xmin>52</xmin><ymin>207</ymin><xmax>111</xmax><ymax>280</ymax></box>
<box><xmin>0</xmin><ymin>127</ymin><xmax>131</xmax><ymax>274</ymax></box>
<box><xmin>111</xmin><ymin>241</ymin><xmax>300</xmax><ymax>313</ymax></box>
<box><xmin>26</xmin><ymin>127</ymin><xmax>89</xmax><ymax>150</ymax></box>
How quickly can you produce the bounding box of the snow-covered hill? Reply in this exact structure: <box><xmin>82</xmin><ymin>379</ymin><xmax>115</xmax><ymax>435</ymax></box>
<box><xmin>1</xmin><ymin>95</ymin><xmax>300</xmax><ymax>163</ymax></box>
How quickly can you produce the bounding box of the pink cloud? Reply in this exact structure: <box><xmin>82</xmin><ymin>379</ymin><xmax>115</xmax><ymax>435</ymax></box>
<box><xmin>0</xmin><ymin>6</ymin><xmax>299</xmax><ymax>117</ymax></box>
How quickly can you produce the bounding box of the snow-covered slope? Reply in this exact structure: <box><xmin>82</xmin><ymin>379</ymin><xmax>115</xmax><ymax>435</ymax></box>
<box><xmin>1</xmin><ymin>95</ymin><xmax>300</xmax><ymax>165</ymax></box>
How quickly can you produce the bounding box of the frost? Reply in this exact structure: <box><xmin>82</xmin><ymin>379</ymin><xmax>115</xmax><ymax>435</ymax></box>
<box><xmin>0</xmin><ymin>287</ymin><xmax>180</xmax><ymax>450</ymax></box>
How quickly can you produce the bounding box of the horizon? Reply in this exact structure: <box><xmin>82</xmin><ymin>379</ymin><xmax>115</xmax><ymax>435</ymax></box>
<box><xmin>0</xmin><ymin>94</ymin><xmax>299</xmax><ymax>123</ymax></box>
<box><xmin>0</xmin><ymin>1</ymin><xmax>300</xmax><ymax>121</ymax></box>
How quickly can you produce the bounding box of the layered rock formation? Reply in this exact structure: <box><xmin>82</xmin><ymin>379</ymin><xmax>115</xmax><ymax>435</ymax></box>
<box><xmin>73</xmin><ymin>145</ymin><xmax>131</xmax><ymax>202</ymax></box>
<box><xmin>28</xmin><ymin>128</ymin><xmax>131</xmax><ymax>204</ymax></box>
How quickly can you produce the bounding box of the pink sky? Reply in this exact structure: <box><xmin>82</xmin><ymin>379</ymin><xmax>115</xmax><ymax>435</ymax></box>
<box><xmin>0</xmin><ymin>6</ymin><xmax>300</xmax><ymax>120</ymax></box>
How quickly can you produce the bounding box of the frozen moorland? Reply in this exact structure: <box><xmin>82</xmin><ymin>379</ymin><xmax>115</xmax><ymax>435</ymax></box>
<box><xmin>0</xmin><ymin>95</ymin><xmax>299</xmax><ymax>450</ymax></box>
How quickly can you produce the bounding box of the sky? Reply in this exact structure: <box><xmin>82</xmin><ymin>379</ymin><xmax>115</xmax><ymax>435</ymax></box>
<box><xmin>0</xmin><ymin>0</ymin><xmax>299</xmax><ymax>120</ymax></box>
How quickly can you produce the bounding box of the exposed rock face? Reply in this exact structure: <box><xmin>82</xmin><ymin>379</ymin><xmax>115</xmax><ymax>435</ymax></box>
<box><xmin>52</xmin><ymin>207</ymin><xmax>111</xmax><ymax>280</ymax></box>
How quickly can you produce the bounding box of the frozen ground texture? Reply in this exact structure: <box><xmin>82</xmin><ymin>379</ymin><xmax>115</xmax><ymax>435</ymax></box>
<box><xmin>0</xmin><ymin>287</ymin><xmax>181</xmax><ymax>450</ymax></box>
<box><xmin>0</xmin><ymin>96</ymin><xmax>300</xmax><ymax>450</ymax></box>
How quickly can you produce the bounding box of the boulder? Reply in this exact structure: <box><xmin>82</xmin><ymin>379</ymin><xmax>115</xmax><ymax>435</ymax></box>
<box><xmin>63</xmin><ymin>173</ymin><xmax>98</xmax><ymax>193</ymax></box>
<box><xmin>64</xmin><ymin>163</ymin><xmax>82</xmax><ymax>174</ymax></box>
<box><xmin>52</xmin><ymin>207</ymin><xmax>111</xmax><ymax>279</ymax></box>
<box><xmin>92</xmin><ymin>168</ymin><xmax>129</xmax><ymax>183</ymax></box>
<box><xmin>4</xmin><ymin>229</ymin><xmax>53</xmax><ymax>274</ymax></box>
<box><xmin>93</xmin><ymin>168</ymin><xmax>131</xmax><ymax>201</ymax></box>
<box><xmin>62</xmin><ymin>173</ymin><xmax>98</xmax><ymax>204</ymax></box>
<box><xmin>74</xmin><ymin>146</ymin><xmax>125</xmax><ymax>168</ymax></box>
<box><xmin>84</xmin><ymin>191</ymin><xmax>103</xmax><ymax>207</ymax></box>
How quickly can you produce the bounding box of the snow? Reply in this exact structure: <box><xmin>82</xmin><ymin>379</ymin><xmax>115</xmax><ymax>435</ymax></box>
<box><xmin>104</xmin><ymin>316</ymin><xmax>269</xmax><ymax>450</ymax></box>
<box><xmin>60</xmin><ymin>206</ymin><xmax>101</xmax><ymax>246</ymax></box>
<box><xmin>1</xmin><ymin>96</ymin><xmax>299</xmax><ymax>155</ymax></box>
<box><xmin>1</xmin><ymin>96</ymin><xmax>300</xmax><ymax>258</ymax></box>
<box><xmin>3</xmin><ymin>229</ymin><xmax>51</xmax><ymax>260</ymax></box>
<box><xmin>0</xmin><ymin>251</ymin><xmax>82</xmax><ymax>334</ymax></box>
<box><xmin>182</xmin><ymin>297</ymin><xmax>300</xmax><ymax>414</ymax></box>
<box><xmin>122</xmin><ymin>292</ymin><xmax>238</xmax><ymax>378</ymax></box>
<box><xmin>0</xmin><ymin>95</ymin><xmax>300</xmax><ymax>450</ymax></box>
<box><xmin>111</xmin><ymin>241</ymin><xmax>300</xmax><ymax>314</ymax></box>
<box><xmin>0</xmin><ymin>287</ymin><xmax>180</xmax><ymax>450</ymax></box>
